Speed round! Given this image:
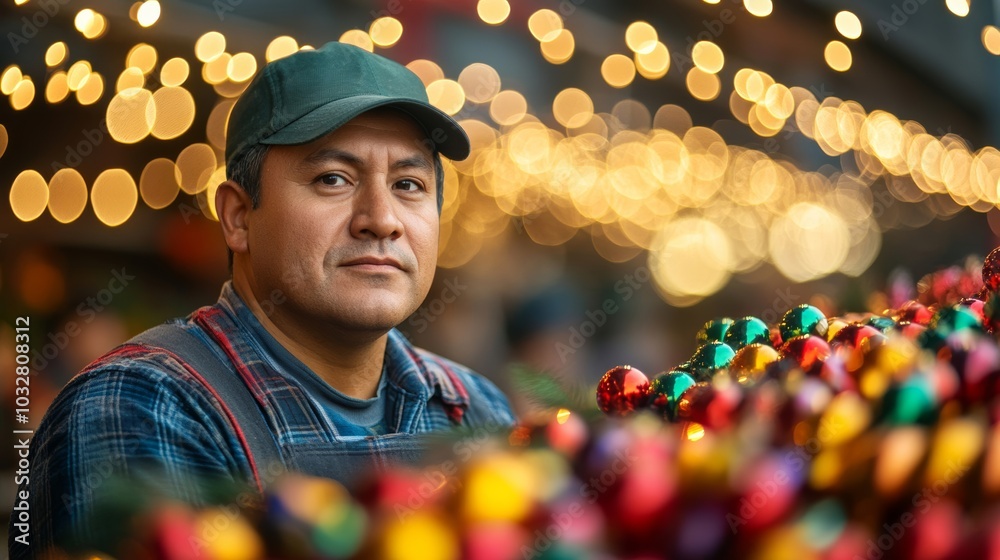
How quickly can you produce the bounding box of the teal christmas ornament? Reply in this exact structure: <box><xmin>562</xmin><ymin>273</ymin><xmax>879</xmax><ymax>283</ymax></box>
<box><xmin>648</xmin><ymin>370</ymin><xmax>697</xmax><ymax>421</ymax></box>
<box><xmin>689</xmin><ymin>341</ymin><xmax>736</xmax><ymax>382</ymax></box>
<box><xmin>723</xmin><ymin>316</ymin><xmax>772</xmax><ymax>351</ymax></box>
<box><xmin>696</xmin><ymin>317</ymin><xmax>734</xmax><ymax>347</ymax></box>
<box><xmin>778</xmin><ymin>304</ymin><xmax>829</xmax><ymax>342</ymax></box>
<box><xmin>930</xmin><ymin>305</ymin><xmax>982</xmax><ymax>336</ymax></box>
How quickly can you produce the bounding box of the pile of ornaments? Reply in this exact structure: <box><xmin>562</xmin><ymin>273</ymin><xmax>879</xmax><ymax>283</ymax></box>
<box><xmin>58</xmin><ymin>251</ymin><xmax>1000</xmax><ymax>560</ymax></box>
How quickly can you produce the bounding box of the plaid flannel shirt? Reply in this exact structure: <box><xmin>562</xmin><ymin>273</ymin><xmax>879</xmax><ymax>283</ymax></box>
<box><xmin>9</xmin><ymin>282</ymin><xmax>516</xmax><ymax>558</ymax></box>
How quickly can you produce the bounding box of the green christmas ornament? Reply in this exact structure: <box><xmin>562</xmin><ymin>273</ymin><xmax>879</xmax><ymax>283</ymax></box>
<box><xmin>689</xmin><ymin>341</ymin><xmax>736</xmax><ymax>382</ymax></box>
<box><xmin>866</xmin><ymin>315</ymin><xmax>896</xmax><ymax>332</ymax></box>
<box><xmin>696</xmin><ymin>317</ymin><xmax>734</xmax><ymax>347</ymax></box>
<box><xmin>778</xmin><ymin>304</ymin><xmax>828</xmax><ymax>342</ymax></box>
<box><xmin>648</xmin><ymin>370</ymin><xmax>697</xmax><ymax>421</ymax></box>
<box><xmin>881</xmin><ymin>374</ymin><xmax>937</xmax><ymax>425</ymax></box>
<box><xmin>723</xmin><ymin>316</ymin><xmax>772</xmax><ymax>351</ymax></box>
<box><xmin>930</xmin><ymin>305</ymin><xmax>982</xmax><ymax>336</ymax></box>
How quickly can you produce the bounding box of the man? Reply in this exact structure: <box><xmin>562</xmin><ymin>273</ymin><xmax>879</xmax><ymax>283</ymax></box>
<box><xmin>10</xmin><ymin>41</ymin><xmax>516</xmax><ymax>558</ymax></box>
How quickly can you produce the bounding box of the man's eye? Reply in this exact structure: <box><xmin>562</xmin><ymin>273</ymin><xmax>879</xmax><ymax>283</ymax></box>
<box><xmin>395</xmin><ymin>179</ymin><xmax>422</xmax><ymax>192</ymax></box>
<box><xmin>318</xmin><ymin>173</ymin><xmax>347</xmax><ymax>186</ymax></box>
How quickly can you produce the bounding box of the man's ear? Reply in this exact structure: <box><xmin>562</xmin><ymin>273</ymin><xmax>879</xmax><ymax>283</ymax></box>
<box><xmin>216</xmin><ymin>180</ymin><xmax>253</xmax><ymax>256</ymax></box>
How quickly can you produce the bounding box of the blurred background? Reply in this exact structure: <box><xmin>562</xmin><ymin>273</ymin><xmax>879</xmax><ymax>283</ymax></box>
<box><xmin>3</xmin><ymin>0</ymin><xmax>1000</xmax><ymax>546</ymax></box>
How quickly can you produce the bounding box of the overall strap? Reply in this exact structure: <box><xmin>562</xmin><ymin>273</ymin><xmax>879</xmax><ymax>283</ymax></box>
<box><xmin>130</xmin><ymin>323</ymin><xmax>285</xmax><ymax>492</ymax></box>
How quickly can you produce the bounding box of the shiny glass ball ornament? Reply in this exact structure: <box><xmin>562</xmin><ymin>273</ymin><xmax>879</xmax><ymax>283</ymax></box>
<box><xmin>696</xmin><ymin>317</ymin><xmax>734</xmax><ymax>347</ymax></box>
<box><xmin>723</xmin><ymin>316</ymin><xmax>772</xmax><ymax>351</ymax></box>
<box><xmin>930</xmin><ymin>305</ymin><xmax>983</xmax><ymax>335</ymax></box>
<box><xmin>779</xmin><ymin>335</ymin><xmax>831</xmax><ymax>375</ymax></box>
<box><xmin>958</xmin><ymin>297</ymin><xmax>985</xmax><ymax>324</ymax></box>
<box><xmin>648</xmin><ymin>370</ymin><xmax>697</xmax><ymax>421</ymax></box>
<box><xmin>866</xmin><ymin>315</ymin><xmax>896</xmax><ymax>332</ymax></box>
<box><xmin>596</xmin><ymin>365</ymin><xmax>650</xmax><ymax>417</ymax></box>
<box><xmin>893</xmin><ymin>320</ymin><xmax>927</xmax><ymax>340</ymax></box>
<box><xmin>779</xmin><ymin>304</ymin><xmax>829</xmax><ymax>342</ymax></box>
<box><xmin>830</xmin><ymin>323</ymin><xmax>885</xmax><ymax>350</ymax></box>
<box><xmin>689</xmin><ymin>341</ymin><xmax>736</xmax><ymax>382</ymax></box>
<box><xmin>675</xmin><ymin>382</ymin><xmax>742</xmax><ymax>429</ymax></box>
<box><xmin>897</xmin><ymin>300</ymin><xmax>933</xmax><ymax>325</ymax></box>
<box><xmin>881</xmin><ymin>373</ymin><xmax>937</xmax><ymax>425</ymax></box>
<box><xmin>982</xmin><ymin>245</ymin><xmax>1000</xmax><ymax>292</ymax></box>
<box><xmin>826</xmin><ymin>318</ymin><xmax>849</xmax><ymax>342</ymax></box>
<box><xmin>983</xmin><ymin>291</ymin><xmax>1000</xmax><ymax>333</ymax></box>
<box><xmin>729</xmin><ymin>343</ymin><xmax>780</xmax><ymax>386</ymax></box>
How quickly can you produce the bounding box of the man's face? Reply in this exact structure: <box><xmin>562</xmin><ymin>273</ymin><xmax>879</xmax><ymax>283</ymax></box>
<box><xmin>243</xmin><ymin>109</ymin><xmax>439</xmax><ymax>338</ymax></box>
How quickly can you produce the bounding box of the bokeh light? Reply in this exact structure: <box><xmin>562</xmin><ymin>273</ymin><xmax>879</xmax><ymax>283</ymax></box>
<box><xmin>47</xmin><ymin>168</ymin><xmax>88</xmax><ymax>224</ymax></box>
<box><xmin>477</xmin><ymin>0</ymin><xmax>511</xmax><ymax>25</ymax></box>
<box><xmin>45</xmin><ymin>42</ymin><xmax>68</xmax><ymax>67</ymax></box>
<box><xmin>369</xmin><ymin>17</ymin><xmax>403</xmax><ymax>47</ymax></box>
<box><xmin>835</xmin><ymin>11</ymin><xmax>862</xmax><ymax>39</ymax></box>
<box><xmin>266</xmin><ymin>36</ymin><xmax>299</xmax><ymax>62</ymax></box>
<box><xmin>137</xmin><ymin>0</ymin><xmax>161</xmax><ymax>27</ymax></box>
<box><xmin>10</xmin><ymin>170</ymin><xmax>49</xmax><ymax>222</ymax></box>
<box><xmin>825</xmin><ymin>40</ymin><xmax>852</xmax><ymax>72</ymax></box>
<box><xmin>91</xmin><ymin>169</ymin><xmax>138</xmax><ymax>227</ymax></box>
<box><xmin>528</xmin><ymin>9</ymin><xmax>563</xmax><ymax>42</ymax></box>
<box><xmin>107</xmin><ymin>87</ymin><xmax>155</xmax><ymax>143</ymax></box>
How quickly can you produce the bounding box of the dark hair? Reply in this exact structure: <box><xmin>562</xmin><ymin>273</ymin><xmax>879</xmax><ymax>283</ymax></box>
<box><xmin>224</xmin><ymin>144</ymin><xmax>445</xmax><ymax>267</ymax></box>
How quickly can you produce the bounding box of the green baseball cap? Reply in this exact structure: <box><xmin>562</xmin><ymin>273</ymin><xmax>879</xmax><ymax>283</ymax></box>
<box><xmin>225</xmin><ymin>41</ymin><xmax>470</xmax><ymax>165</ymax></box>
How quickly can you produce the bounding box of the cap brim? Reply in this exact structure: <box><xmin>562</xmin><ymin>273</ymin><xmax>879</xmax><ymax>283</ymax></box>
<box><xmin>260</xmin><ymin>95</ymin><xmax>471</xmax><ymax>160</ymax></box>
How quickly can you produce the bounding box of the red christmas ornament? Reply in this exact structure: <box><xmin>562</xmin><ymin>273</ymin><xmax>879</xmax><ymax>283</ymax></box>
<box><xmin>596</xmin><ymin>365</ymin><xmax>651</xmax><ymax>417</ymax></box>
<box><xmin>779</xmin><ymin>335</ymin><xmax>831</xmax><ymax>375</ymax></box>
<box><xmin>829</xmin><ymin>323</ymin><xmax>885</xmax><ymax>350</ymax></box>
<box><xmin>983</xmin><ymin>246</ymin><xmax>1000</xmax><ymax>292</ymax></box>
<box><xmin>898</xmin><ymin>300</ymin><xmax>933</xmax><ymax>325</ymax></box>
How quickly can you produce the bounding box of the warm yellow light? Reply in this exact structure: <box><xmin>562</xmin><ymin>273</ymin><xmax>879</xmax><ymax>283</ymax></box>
<box><xmin>426</xmin><ymin>79</ymin><xmax>465</xmax><ymax>116</ymax></box>
<box><xmin>635</xmin><ymin>41</ymin><xmax>670</xmax><ymax>79</ymax></box>
<box><xmin>946</xmin><ymin>0</ymin><xmax>970</xmax><ymax>17</ymax></box>
<box><xmin>136</xmin><ymin>0</ymin><xmax>161</xmax><ymax>27</ymax></box>
<box><xmin>601</xmin><ymin>54</ymin><xmax>636</xmax><ymax>88</ymax></box>
<box><xmin>825</xmin><ymin>40</ymin><xmax>852</xmax><ymax>72</ymax></box>
<box><xmin>406</xmin><ymin>59</ymin><xmax>444</xmax><ymax>87</ymax></box>
<box><xmin>127</xmin><ymin>43</ymin><xmax>158</xmax><ymax>75</ymax></box>
<box><xmin>175</xmin><ymin>143</ymin><xmax>217</xmax><ymax>194</ymax></box>
<box><xmin>66</xmin><ymin>60</ymin><xmax>91</xmax><ymax>91</ymax></box>
<box><xmin>91</xmin><ymin>169</ymin><xmax>138</xmax><ymax>227</ymax></box>
<box><xmin>151</xmin><ymin>86</ymin><xmax>196</xmax><ymax>140</ymax></box>
<box><xmin>983</xmin><ymin>26</ymin><xmax>1000</xmax><ymax>55</ymax></box>
<box><xmin>47</xmin><ymin>168</ymin><xmax>88</xmax><ymax>223</ymax></box>
<box><xmin>140</xmin><ymin>158</ymin><xmax>181</xmax><ymax>209</ymax></box>
<box><xmin>835</xmin><ymin>11</ymin><xmax>862</xmax><ymax>39</ymax></box>
<box><xmin>226</xmin><ymin>52</ymin><xmax>257</xmax><ymax>82</ymax></box>
<box><xmin>744</xmin><ymin>0</ymin><xmax>773</xmax><ymax>17</ymax></box>
<box><xmin>692</xmin><ymin>41</ymin><xmax>724</xmax><ymax>74</ymax></box>
<box><xmin>107</xmin><ymin>87</ymin><xmax>155</xmax><ymax>144</ymax></box>
<box><xmin>45</xmin><ymin>42</ymin><xmax>68</xmax><ymax>67</ymax></box>
<box><xmin>10</xmin><ymin>78</ymin><xmax>35</xmax><ymax>110</ymax></box>
<box><xmin>45</xmin><ymin>71</ymin><xmax>69</xmax><ymax>103</ymax></box>
<box><xmin>10</xmin><ymin>170</ymin><xmax>49</xmax><ymax>222</ymax></box>
<box><xmin>116</xmin><ymin>67</ymin><xmax>145</xmax><ymax>92</ymax></box>
<box><xmin>266</xmin><ymin>36</ymin><xmax>299</xmax><ymax>62</ymax></box>
<box><xmin>686</xmin><ymin>67</ymin><xmax>721</xmax><ymax>101</ymax></box>
<box><xmin>458</xmin><ymin>63</ymin><xmax>501</xmax><ymax>104</ymax></box>
<box><xmin>528</xmin><ymin>9</ymin><xmax>562</xmax><ymax>42</ymax></box>
<box><xmin>195</xmin><ymin>31</ymin><xmax>226</xmax><ymax>63</ymax></box>
<box><xmin>160</xmin><ymin>57</ymin><xmax>190</xmax><ymax>87</ymax></box>
<box><xmin>625</xmin><ymin>21</ymin><xmax>658</xmax><ymax>54</ymax></box>
<box><xmin>205</xmin><ymin>99</ymin><xmax>235</xmax><ymax>150</ymax></box>
<box><xmin>339</xmin><ymin>29</ymin><xmax>374</xmax><ymax>52</ymax></box>
<box><xmin>552</xmin><ymin>88</ymin><xmax>594</xmax><ymax>128</ymax></box>
<box><xmin>477</xmin><ymin>0</ymin><xmax>511</xmax><ymax>25</ymax></box>
<box><xmin>0</xmin><ymin>124</ymin><xmax>6</xmax><ymax>159</ymax></box>
<box><xmin>540</xmin><ymin>29</ymin><xmax>575</xmax><ymax>64</ymax></box>
<box><xmin>77</xmin><ymin>10</ymin><xmax>107</xmax><ymax>39</ymax></box>
<box><xmin>369</xmin><ymin>16</ymin><xmax>403</xmax><ymax>47</ymax></box>
<box><xmin>1</xmin><ymin>65</ymin><xmax>23</xmax><ymax>95</ymax></box>
<box><xmin>203</xmin><ymin>53</ymin><xmax>232</xmax><ymax>85</ymax></box>
<box><xmin>489</xmin><ymin>90</ymin><xmax>527</xmax><ymax>126</ymax></box>
<box><xmin>75</xmin><ymin>72</ymin><xmax>104</xmax><ymax>105</ymax></box>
